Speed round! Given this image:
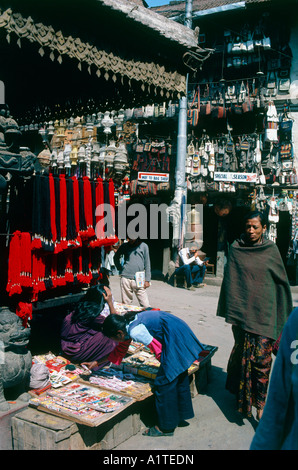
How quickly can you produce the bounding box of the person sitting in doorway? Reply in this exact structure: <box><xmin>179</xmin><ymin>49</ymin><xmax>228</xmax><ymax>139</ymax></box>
<box><xmin>175</xmin><ymin>243</ymin><xmax>208</xmax><ymax>291</ymax></box>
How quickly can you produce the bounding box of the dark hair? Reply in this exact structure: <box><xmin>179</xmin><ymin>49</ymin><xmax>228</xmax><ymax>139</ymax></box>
<box><xmin>102</xmin><ymin>311</ymin><xmax>137</xmax><ymax>337</ymax></box>
<box><xmin>71</xmin><ymin>284</ymin><xmax>106</xmax><ymax>325</ymax></box>
<box><xmin>83</xmin><ymin>284</ymin><xmax>107</xmax><ymax>303</ymax></box>
<box><xmin>243</xmin><ymin>210</ymin><xmax>267</xmax><ymax>227</ymax></box>
<box><xmin>214</xmin><ymin>198</ymin><xmax>232</xmax><ymax>210</ymax></box>
<box><xmin>99</xmin><ymin>268</ymin><xmax>110</xmax><ymax>287</ymax></box>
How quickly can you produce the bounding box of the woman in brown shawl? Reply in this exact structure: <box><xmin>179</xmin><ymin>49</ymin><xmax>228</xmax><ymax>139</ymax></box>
<box><xmin>217</xmin><ymin>210</ymin><xmax>293</xmax><ymax>420</ymax></box>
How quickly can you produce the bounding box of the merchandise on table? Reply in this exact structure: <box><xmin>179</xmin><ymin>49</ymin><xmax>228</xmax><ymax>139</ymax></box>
<box><xmin>127</xmin><ymin>341</ymin><xmax>143</xmax><ymax>355</ymax></box>
<box><xmin>32</xmin><ymin>353</ymin><xmax>90</xmax><ymax>388</ymax></box>
<box><xmin>45</xmin><ymin>356</ymin><xmax>70</xmax><ymax>372</ymax></box>
<box><xmin>120</xmin><ymin>346</ymin><xmax>218</xmax><ymax>380</ymax></box>
<box><xmin>30</xmin><ymin>395</ymin><xmax>104</xmax><ymax>420</ymax></box>
<box><xmin>29</xmin><ymin>382</ymin><xmax>134</xmax><ymax>424</ymax></box>
<box><xmin>49</xmin><ymin>370</ymin><xmax>77</xmax><ymax>388</ymax></box>
<box><xmin>122</xmin><ymin>351</ymin><xmax>160</xmax><ymax>379</ymax></box>
<box><xmin>113</xmin><ymin>302</ymin><xmax>143</xmax><ymax>315</ymax></box>
<box><xmin>32</xmin><ymin>352</ymin><xmax>57</xmax><ymax>365</ymax></box>
<box><xmin>46</xmin><ymin>382</ymin><xmax>133</xmax><ymax>412</ymax></box>
<box><xmin>85</xmin><ymin>367</ymin><xmax>152</xmax><ymax>399</ymax></box>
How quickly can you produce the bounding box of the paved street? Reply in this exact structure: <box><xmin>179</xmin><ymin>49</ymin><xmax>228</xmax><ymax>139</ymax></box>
<box><xmin>108</xmin><ymin>275</ymin><xmax>298</xmax><ymax>451</ymax></box>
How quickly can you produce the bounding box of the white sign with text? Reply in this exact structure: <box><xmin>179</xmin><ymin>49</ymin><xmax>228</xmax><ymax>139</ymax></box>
<box><xmin>214</xmin><ymin>172</ymin><xmax>258</xmax><ymax>183</ymax></box>
<box><xmin>138</xmin><ymin>172</ymin><xmax>169</xmax><ymax>182</ymax></box>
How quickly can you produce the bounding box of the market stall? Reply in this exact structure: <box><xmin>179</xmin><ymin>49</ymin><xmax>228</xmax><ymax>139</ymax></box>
<box><xmin>0</xmin><ymin>0</ymin><xmax>209</xmax><ymax>309</ymax></box>
<box><xmin>27</xmin><ymin>341</ymin><xmax>217</xmax><ymax>429</ymax></box>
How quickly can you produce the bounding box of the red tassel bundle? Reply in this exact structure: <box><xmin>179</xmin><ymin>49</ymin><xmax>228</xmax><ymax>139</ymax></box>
<box><xmin>32</xmin><ymin>252</ymin><xmax>46</xmax><ymax>295</ymax></box>
<box><xmin>19</xmin><ymin>232</ymin><xmax>33</xmax><ymax>288</ymax></box>
<box><xmin>71</xmin><ymin>175</ymin><xmax>82</xmax><ymax>247</ymax></box>
<box><xmin>16</xmin><ymin>301</ymin><xmax>33</xmax><ymax>328</ymax></box>
<box><xmin>79</xmin><ymin>176</ymin><xmax>95</xmax><ymax>240</ymax></box>
<box><xmin>6</xmin><ymin>175</ymin><xmax>117</xmax><ymax>301</ymax></box>
<box><xmin>49</xmin><ymin>173</ymin><xmax>57</xmax><ymax>245</ymax></box>
<box><xmin>6</xmin><ymin>231</ymin><xmax>32</xmax><ymax>296</ymax></box>
<box><xmin>59</xmin><ymin>174</ymin><xmax>68</xmax><ymax>251</ymax></box>
<box><xmin>6</xmin><ymin>231</ymin><xmax>22</xmax><ymax>296</ymax></box>
<box><xmin>91</xmin><ymin>177</ymin><xmax>104</xmax><ymax>247</ymax></box>
<box><xmin>65</xmin><ymin>250</ymin><xmax>74</xmax><ymax>283</ymax></box>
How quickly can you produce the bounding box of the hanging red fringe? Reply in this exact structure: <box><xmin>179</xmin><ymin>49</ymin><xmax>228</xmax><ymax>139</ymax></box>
<box><xmin>106</xmin><ymin>178</ymin><xmax>119</xmax><ymax>246</ymax></box>
<box><xmin>7</xmin><ymin>231</ymin><xmax>33</xmax><ymax>295</ymax></box>
<box><xmin>71</xmin><ymin>175</ymin><xmax>82</xmax><ymax>247</ymax></box>
<box><xmin>32</xmin><ymin>252</ymin><xmax>46</xmax><ymax>295</ymax></box>
<box><xmin>49</xmin><ymin>173</ymin><xmax>57</xmax><ymax>245</ymax></box>
<box><xmin>19</xmin><ymin>232</ymin><xmax>33</xmax><ymax>288</ymax></box>
<box><xmin>65</xmin><ymin>250</ymin><xmax>74</xmax><ymax>283</ymax></box>
<box><xmin>90</xmin><ymin>178</ymin><xmax>118</xmax><ymax>248</ymax></box>
<box><xmin>51</xmin><ymin>254</ymin><xmax>58</xmax><ymax>288</ymax></box>
<box><xmin>76</xmin><ymin>247</ymin><xmax>84</xmax><ymax>283</ymax></box>
<box><xmin>79</xmin><ymin>176</ymin><xmax>95</xmax><ymax>240</ymax></box>
<box><xmin>6</xmin><ymin>176</ymin><xmax>118</xmax><ymax>302</ymax></box>
<box><xmin>90</xmin><ymin>177</ymin><xmax>104</xmax><ymax>247</ymax></box>
<box><xmin>59</xmin><ymin>174</ymin><xmax>68</xmax><ymax>251</ymax></box>
<box><xmin>6</xmin><ymin>231</ymin><xmax>22</xmax><ymax>296</ymax></box>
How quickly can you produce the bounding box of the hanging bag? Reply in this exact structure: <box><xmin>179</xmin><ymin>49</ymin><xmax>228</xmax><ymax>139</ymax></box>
<box><xmin>254</xmin><ymin>136</ymin><xmax>262</xmax><ymax>163</ymax></box>
<box><xmin>239</xmin><ymin>81</ymin><xmax>247</xmax><ymax>102</ymax></box>
<box><xmin>259</xmin><ymin>165</ymin><xmax>266</xmax><ymax>185</ymax></box>
<box><xmin>232</xmin><ymin>36</ymin><xmax>242</xmax><ymax>53</ymax></box>
<box><xmin>130</xmin><ymin>179</ymin><xmax>157</xmax><ymax>196</ymax></box>
<box><xmin>279</xmin><ymin>142</ymin><xmax>293</xmax><ymax>160</ymax></box>
<box><xmin>187</xmin><ymin>87</ymin><xmax>200</xmax><ymax>127</ymax></box>
<box><xmin>262</xmin><ymin>35</ymin><xmax>271</xmax><ymax>49</ymax></box>
<box><xmin>242</xmin><ymin>82</ymin><xmax>253</xmax><ymax>113</ymax></box>
<box><xmin>278</xmin><ymin>78</ymin><xmax>291</xmax><ymax>93</ymax></box>
<box><xmin>246</xmin><ymin>31</ymin><xmax>254</xmax><ymax>53</ymax></box>
<box><xmin>268</xmin><ymin>198</ymin><xmax>279</xmax><ymax>223</ymax></box>
<box><xmin>266</xmin><ymin>71</ymin><xmax>277</xmax><ymax>95</ymax></box>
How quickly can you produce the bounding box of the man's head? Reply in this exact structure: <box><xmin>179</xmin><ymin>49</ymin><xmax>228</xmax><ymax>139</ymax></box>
<box><xmin>214</xmin><ymin>199</ymin><xmax>232</xmax><ymax>217</ymax></box>
<box><xmin>127</xmin><ymin>237</ymin><xmax>141</xmax><ymax>246</ymax></box>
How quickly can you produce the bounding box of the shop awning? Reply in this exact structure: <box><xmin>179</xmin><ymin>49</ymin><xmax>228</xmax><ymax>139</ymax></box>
<box><xmin>0</xmin><ymin>1</ymin><xmax>208</xmax><ymax>101</ymax></box>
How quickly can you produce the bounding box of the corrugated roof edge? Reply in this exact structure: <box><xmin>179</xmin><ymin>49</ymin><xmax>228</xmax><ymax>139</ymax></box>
<box><xmin>150</xmin><ymin>0</ymin><xmax>273</xmax><ymax>17</ymax></box>
<box><xmin>97</xmin><ymin>0</ymin><xmax>202</xmax><ymax>49</ymax></box>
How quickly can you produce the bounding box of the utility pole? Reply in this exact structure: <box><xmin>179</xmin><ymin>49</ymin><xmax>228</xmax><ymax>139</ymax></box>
<box><xmin>168</xmin><ymin>0</ymin><xmax>193</xmax><ymax>260</ymax></box>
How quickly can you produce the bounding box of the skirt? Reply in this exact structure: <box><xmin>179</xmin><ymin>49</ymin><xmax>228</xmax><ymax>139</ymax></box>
<box><xmin>226</xmin><ymin>325</ymin><xmax>274</xmax><ymax>417</ymax></box>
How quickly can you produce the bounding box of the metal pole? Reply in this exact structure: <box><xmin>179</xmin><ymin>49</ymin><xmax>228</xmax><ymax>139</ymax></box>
<box><xmin>184</xmin><ymin>0</ymin><xmax>193</xmax><ymax>29</ymax></box>
<box><xmin>172</xmin><ymin>0</ymin><xmax>193</xmax><ymax>254</ymax></box>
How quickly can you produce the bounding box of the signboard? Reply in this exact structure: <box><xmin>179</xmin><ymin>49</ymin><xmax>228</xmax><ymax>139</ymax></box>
<box><xmin>138</xmin><ymin>172</ymin><xmax>169</xmax><ymax>182</ymax></box>
<box><xmin>214</xmin><ymin>172</ymin><xmax>258</xmax><ymax>183</ymax></box>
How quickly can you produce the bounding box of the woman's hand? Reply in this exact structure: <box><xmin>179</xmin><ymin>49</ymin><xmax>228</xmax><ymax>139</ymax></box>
<box><xmin>103</xmin><ymin>286</ymin><xmax>117</xmax><ymax>314</ymax></box>
<box><xmin>144</xmin><ymin>281</ymin><xmax>150</xmax><ymax>289</ymax></box>
<box><xmin>81</xmin><ymin>361</ymin><xmax>98</xmax><ymax>370</ymax></box>
<box><xmin>103</xmin><ymin>286</ymin><xmax>113</xmax><ymax>305</ymax></box>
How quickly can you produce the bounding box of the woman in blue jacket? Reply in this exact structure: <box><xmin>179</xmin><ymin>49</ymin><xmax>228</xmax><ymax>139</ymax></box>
<box><xmin>83</xmin><ymin>309</ymin><xmax>206</xmax><ymax>437</ymax></box>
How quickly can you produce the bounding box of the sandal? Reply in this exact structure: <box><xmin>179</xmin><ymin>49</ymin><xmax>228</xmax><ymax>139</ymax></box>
<box><xmin>142</xmin><ymin>426</ymin><xmax>174</xmax><ymax>437</ymax></box>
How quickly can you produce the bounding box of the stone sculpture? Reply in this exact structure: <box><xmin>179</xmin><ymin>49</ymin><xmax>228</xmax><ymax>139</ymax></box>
<box><xmin>0</xmin><ymin>308</ymin><xmax>31</xmax><ymax>411</ymax></box>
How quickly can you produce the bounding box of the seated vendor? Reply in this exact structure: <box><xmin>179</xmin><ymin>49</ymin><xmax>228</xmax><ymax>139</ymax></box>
<box><xmin>60</xmin><ymin>284</ymin><xmax>117</xmax><ymax>367</ymax></box>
